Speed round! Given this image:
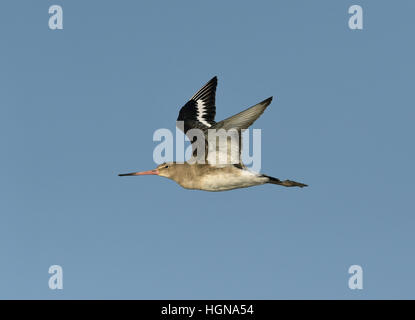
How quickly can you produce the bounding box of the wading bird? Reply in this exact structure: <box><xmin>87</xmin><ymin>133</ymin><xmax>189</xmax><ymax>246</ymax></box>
<box><xmin>119</xmin><ymin>77</ymin><xmax>307</xmax><ymax>191</ymax></box>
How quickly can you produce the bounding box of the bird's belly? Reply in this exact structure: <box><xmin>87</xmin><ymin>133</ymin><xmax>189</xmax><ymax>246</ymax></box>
<box><xmin>197</xmin><ymin>171</ymin><xmax>267</xmax><ymax>191</ymax></box>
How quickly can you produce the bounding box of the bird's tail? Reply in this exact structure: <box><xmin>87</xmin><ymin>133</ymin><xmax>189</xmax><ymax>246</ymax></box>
<box><xmin>262</xmin><ymin>175</ymin><xmax>308</xmax><ymax>188</ymax></box>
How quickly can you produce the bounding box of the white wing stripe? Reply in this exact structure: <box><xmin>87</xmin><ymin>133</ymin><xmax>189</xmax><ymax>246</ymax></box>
<box><xmin>196</xmin><ymin>100</ymin><xmax>212</xmax><ymax>127</ymax></box>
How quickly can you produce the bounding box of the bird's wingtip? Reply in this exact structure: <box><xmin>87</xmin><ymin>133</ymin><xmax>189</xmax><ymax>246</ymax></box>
<box><xmin>262</xmin><ymin>96</ymin><xmax>273</xmax><ymax>105</ymax></box>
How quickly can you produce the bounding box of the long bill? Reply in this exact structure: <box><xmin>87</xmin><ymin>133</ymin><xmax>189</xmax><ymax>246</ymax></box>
<box><xmin>118</xmin><ymin>169</ymin><xmax>159</xmax><ymax>176</ymax></box>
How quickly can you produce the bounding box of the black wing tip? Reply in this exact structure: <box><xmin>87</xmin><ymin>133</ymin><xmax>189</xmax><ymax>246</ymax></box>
<box><xmin>209</xmin><ymin>76</ymin><xmax>218</xmax><ymax>85</ymax></box>
<box><xmin>264</xmin><ymin>96</ymin><xmax>273</xmax><ymax>104</ymax></box>
<box><xmin>258</xmin><ymin>96</ymin><xmax>273</xmax><ymax>107</ymax></box>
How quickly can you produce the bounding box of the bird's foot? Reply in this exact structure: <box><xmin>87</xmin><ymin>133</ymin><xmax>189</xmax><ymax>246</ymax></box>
<box><xmin>281</xmin><ymin>180</ymin><xmax>308</xmax><ymax>188</ymax></box>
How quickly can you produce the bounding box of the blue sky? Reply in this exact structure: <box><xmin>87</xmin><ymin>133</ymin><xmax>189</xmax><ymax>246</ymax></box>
<box><xmin>1</xmin><ymin>0</ymin><xmax>414</xmax><ymax>299</ymax></box>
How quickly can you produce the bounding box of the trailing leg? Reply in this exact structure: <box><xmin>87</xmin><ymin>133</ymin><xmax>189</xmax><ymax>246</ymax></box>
<box><xmin>263</xmin><ymin>175</ymin><xmax>308</xmax><ymax>188</ymax></box>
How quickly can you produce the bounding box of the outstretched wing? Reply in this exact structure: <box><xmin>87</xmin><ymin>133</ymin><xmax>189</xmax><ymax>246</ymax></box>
<box><xmin>177</xmin><ymin>76</ymin><xmax>217</xmax><ymax>135</ymax></box>
<box><xmin>176</xmin><ymin>77</ymin><xmax>272</xmax><ymax>167</ymax></box>
<box><xmin>207</xmin><ymin>97</ymin><xmax>273</xmax><ymax>167</ymax></box>
<box><xmin>214</xmin><ymin>97</ymin><xmax>272</xmax><ymax>131</ymax></box>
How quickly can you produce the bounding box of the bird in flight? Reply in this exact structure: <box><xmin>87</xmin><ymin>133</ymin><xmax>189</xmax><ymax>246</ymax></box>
<box><xmin>119</xmin><ymin>76</ymin><xmax>307</xmax><ymax>191</ymax></box>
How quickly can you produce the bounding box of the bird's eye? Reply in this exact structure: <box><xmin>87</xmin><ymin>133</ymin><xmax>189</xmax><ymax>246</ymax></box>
<box><xmin>165</xmin><ymin>165</ymin><xmax>169</xmax><ymax>169</ymax></box>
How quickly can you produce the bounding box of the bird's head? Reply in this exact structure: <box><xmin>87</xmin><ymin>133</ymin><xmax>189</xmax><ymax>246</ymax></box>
<box><xmin>155</xmin><ymin>162</ymin><xmax>175</xmax><ymax>178</ymax></box>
